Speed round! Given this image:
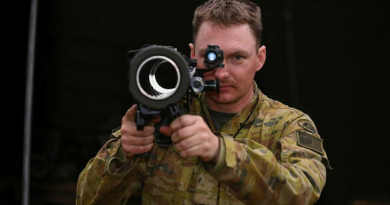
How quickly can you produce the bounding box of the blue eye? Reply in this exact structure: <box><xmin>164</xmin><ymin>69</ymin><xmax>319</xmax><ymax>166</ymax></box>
<box><xmin>234</xmin><ymin>55</ymin><xmax>243</xmax><ymax>60</ymax></box>
<box><xmin>207</xmin><ymin>52</ymin><xmax>217</xmax><ymax>61</ymax></box>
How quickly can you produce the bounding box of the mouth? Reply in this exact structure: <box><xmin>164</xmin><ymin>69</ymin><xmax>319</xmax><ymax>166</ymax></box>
<box><xmin>219</xmin><ymin>81</ymin><xmax>235</xmax><ymax>88</ymax></box>
<box><xmin>218</xmin><ymin>85</ymin><xmax>234</xmax><ymax>92</ymax></box>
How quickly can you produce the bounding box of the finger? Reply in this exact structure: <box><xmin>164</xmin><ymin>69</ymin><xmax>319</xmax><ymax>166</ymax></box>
<box><xmin>122</xmin><ymin>133</ymin><xmax>154</xmax><ymax>146</ymax></box>
<box><xmin>174</xmin><ymin>136</ymin><xmax>201</xmax><ymax>152</ymax></box>
<box><xmin>142</xmin><ymin>125</ymin><xmax>155</xmax><ymax>136</ymax></box>
<box><xmin>123</xmin><ymin>143</ymin><xmax>154</xmax><ymax>156</ymax></box>
<box><xmin>122</xmin><ymin>125</ymin><xmax>155</xmax><ymax>138</ymax></box>
<box><xmin>179</xmin><ymin>145</ymin><xmax>204</xmax><ymax>159</ymax></box>
<box><xmin>170</xmin><ymin>125</ymin><xmax>198</xmax><ymax>143</ymax></box>
<box><xmin>170</xmin><ymin>115</ymin><xmax>199</xmax><ymax>132</ymax></box>
<box><xmin>132</xmin><ymin>143</ymin><xmax>154</xmax><ymax>154</ymax></box>
<box><xmin>159</xmin><ymin>125</ymin><xmax>173</xmax><ymax>136</ymax></box>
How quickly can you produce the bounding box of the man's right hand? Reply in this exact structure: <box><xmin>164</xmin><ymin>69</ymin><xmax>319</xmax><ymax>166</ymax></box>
<box><xmin>120</xmin><ymin>104</ymin><xmax>156</xmax><ymax>159</ymax></box>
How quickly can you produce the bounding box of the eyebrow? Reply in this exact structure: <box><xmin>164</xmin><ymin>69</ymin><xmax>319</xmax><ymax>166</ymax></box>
<box><xmin>197</xmin><ymin>47</ymin><xmax>250</xmax><ymax>57</ymax></box>
<box><xmin>229</xmin><ymin>49</ymin><xmax>250</xmax><ymax>56</ymax></box>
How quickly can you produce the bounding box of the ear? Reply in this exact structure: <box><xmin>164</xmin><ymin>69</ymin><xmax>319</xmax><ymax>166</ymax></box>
<box><xmin>189</xmin><ymin>43</ymin><xmax>195</xmax><ymax>59</ymax></box>
<box><xmin>256</xmin><ymin>45</ymin><xmax>266</xmax><ymax>71</ymax></box>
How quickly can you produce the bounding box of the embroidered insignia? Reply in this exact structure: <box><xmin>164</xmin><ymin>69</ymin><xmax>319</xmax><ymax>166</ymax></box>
<box><xmin>298</xmin><ymin>120</ymin><xmax>317</xmax><ymax>134</ymax></box>
<box><xmin>296</xmin><ymin>131</ymin><xmax>323</xmax><ymax>155</ymax></box>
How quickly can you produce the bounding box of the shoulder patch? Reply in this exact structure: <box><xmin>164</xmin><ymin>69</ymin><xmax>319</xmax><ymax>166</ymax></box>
<box><xmin>298</xmin><ymin>120</ymin><xmax>317</xmax><ymax>134</ymax></box>
<box><xmin>296</xmin><ymin>131</ymin><xmax>323</xmax><ymax>155</ymax></box>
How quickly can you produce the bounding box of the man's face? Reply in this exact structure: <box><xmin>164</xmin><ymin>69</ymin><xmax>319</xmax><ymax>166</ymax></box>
<box><xmin>190</xmin><ymin>21</ymin><xmax>266</xmax><ymax>112</ymax></box>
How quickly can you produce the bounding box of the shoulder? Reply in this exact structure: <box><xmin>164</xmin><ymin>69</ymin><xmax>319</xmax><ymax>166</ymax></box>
<box><xmin>256</xmin><ymin>93</ymin><xmax>318</xmax><ymax>136</ymax></box>
<box><xmin>258</xmin><ymin>93</ymin><xmax>304</xmax><ymax>122</ymax></box>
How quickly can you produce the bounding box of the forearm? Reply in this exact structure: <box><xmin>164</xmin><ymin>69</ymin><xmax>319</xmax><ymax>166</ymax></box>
<box><xmin>204</xmin><ymin>133</ymin><xmax>326</xmax><ymax>205</ymax></box>
<box><xmin>76</xmin><ymin>138</ymin><xmax>145</xmax><ymax>205</ymax></box>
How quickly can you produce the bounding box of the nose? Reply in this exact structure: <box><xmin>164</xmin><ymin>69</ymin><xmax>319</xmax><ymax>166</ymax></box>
<box><xmin>214</xmin><ymin>65</ymin><xmax>229</xmax><ymax>80</ymax></box>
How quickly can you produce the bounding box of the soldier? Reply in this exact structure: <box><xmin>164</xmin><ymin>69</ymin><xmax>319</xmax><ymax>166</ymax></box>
<box><xmin>76</xmin><ymin>0</ymin><xmax>331</xmax><ymax>204</ymax></box>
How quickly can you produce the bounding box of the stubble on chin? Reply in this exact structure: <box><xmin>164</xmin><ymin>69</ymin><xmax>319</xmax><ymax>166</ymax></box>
<box><xmin>205</xmin><ymin>91</ymin><xmax>234</xmax><ymax>105</ymax></box>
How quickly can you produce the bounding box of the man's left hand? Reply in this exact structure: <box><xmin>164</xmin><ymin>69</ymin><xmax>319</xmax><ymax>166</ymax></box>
<box><xmin>159</xmin><ymin>115</ymin><xmax>220</xmax><ymax>163</ymax></box>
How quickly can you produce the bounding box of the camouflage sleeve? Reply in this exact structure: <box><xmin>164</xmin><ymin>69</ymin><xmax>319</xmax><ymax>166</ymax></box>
<box><xmin>203</xmin><ymin>118</ymin><xmax>329</xmax><ymax>205</ymax></box>
<box><xmin>76</xmin><ymin>132</ymin><xmax>147</xmax><ymax>205</ymax></box>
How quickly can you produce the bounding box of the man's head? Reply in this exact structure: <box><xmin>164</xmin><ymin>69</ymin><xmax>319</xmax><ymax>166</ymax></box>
<box><xmin>192</xmin><ymin>0</ymin><xmax>263</xmax><ymax>49</ymax></box>
<box><xmin>189</xmin><ymin>0</ymin><xmax>266</xmax><ymax>113</ymax></box>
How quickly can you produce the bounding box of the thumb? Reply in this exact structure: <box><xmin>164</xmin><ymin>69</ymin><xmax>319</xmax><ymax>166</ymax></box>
<box><xmin>124</xmin><ymin>104</ymin><xmax>138</xmax><ymax>121</ymax></box>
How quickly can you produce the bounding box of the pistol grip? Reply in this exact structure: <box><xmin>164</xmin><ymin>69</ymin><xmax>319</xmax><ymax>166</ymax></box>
<box><xmin>136</xmin><ymin>110</ymin><xmax>148</xmax><ymax>130</ymax></box>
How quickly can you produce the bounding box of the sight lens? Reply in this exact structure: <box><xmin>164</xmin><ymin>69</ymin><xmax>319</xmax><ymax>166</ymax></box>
<box><xmin>207</xmin><ymin>52</ymin><xmax>217</xmax><ymax>62</ymax></box>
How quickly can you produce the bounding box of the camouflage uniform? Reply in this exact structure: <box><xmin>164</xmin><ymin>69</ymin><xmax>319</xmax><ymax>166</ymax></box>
<box><xmin>76</xmin><ymin>83</ymin><xmax>331</xmax><ymax>205</ymax></box>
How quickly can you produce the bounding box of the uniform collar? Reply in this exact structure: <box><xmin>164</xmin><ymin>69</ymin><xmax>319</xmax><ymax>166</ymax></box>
<box><xmin>193</xmin><ymin>81</ymin><xmax>263</xmax><ymax>135</ymax></box>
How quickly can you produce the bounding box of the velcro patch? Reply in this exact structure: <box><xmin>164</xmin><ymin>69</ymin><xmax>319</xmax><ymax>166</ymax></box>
<box><xmin>298</xmin><ymin>120</ymin><xmax>317</xmax><ymax>134</ymax></box>
<box><xmin>296</xmin><ymin>131</ymin><xmax>323</xmax><ymax>155</ymax></box>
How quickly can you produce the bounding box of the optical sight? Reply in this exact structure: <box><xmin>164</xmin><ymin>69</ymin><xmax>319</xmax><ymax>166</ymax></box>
<box><xmin>204</xmin><ymin>45</ymin><xmax>224</xmax><ymax>69</ymax></box>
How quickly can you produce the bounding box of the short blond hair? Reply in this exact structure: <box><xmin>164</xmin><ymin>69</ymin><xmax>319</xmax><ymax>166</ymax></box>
<box><xmin>192</xmin><ymin>0</ymin><xmax>263</xmax><ymax>48</ymax></box>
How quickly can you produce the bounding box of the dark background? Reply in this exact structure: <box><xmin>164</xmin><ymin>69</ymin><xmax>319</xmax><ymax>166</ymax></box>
<box><xmin>3</xmin><ymin>0</ymin><xmax>390</xmax><ymax>204</ymax></box>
